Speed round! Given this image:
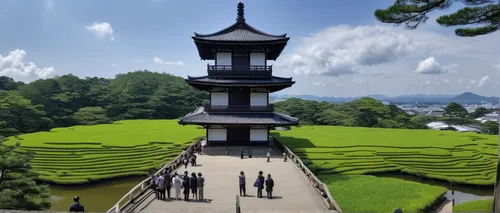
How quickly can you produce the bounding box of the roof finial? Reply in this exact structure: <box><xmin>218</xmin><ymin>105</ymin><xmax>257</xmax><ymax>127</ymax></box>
<box><xmin>237</xmin><ymin>1</ymin><xmax>245</xmax><ymax>22</ymax></box>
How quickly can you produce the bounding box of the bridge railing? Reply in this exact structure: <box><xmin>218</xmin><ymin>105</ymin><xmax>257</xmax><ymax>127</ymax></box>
<box><xmin>107</xmin><ymin>137</ymin><xmax>204</xmax><ymax>213</ymax></box>
<box><xmin>272</xmin><ymin>136</ymin><xmax>343</xmax><ymax>213</ymax></box>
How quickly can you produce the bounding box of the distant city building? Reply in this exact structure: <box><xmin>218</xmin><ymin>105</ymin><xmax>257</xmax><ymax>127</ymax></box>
<box><xmin>425</xmin><ymin>110</ymin><xmax>445</xmax><ymax>117</ymax></box>
<box><xmin>426</xmin><ymin>122</ymin><xmax>480</xmax><ymax>133</ymax></box>
<box><xmin>475</xmin><ymin>112</ymin><xmax>500</xmax><ymax>123</ymax></box>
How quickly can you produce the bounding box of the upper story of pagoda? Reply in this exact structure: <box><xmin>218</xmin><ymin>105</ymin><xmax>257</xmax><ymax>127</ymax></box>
<box><xmin>192</xmin><ymin>2</ymin><xmax>290</xmax><ymax>78</ymax></box>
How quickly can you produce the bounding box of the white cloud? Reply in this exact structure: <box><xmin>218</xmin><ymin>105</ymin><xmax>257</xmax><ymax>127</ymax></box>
<box><xmin>153</xmin><ymin>57</ymin><xmax>185</xmax><ymax>66</ymax></box>
<box><xmin>313</xmin><ymin>81</ymin><xmax>327</xmax><ymax>87</ymax></box>
<box><xmin>86</xmin><ymin>22</ymin><xmax>115</xmax><ymax>40</ymax></box>
<box><xmin>493</xmin><ymin>63</ymin><xmax>500</xmax><ymax>70</ymax></box>
<box><xmin>277</xmin><ymin>25</ymin><xmax>430</xmax><ymax>76</ymax></box>
<box><xmin>458</xmin><ymin>78</ymin><xmax>463</xmax><ymax>84</ymax></box>
<box><xmin>414</xmin><ymin>57</ymin><xmax>458</xmax><ymax>74</ymax></box>
<box><xmin>469</xmin><ymin>80</ymin><xmax>477</xmax><ymax>84</ymax></box>
<box><xmin>111</xmin><ymin>63</ymin><xmax>117</xmax><ymax>66</ymax></box>
<box><xmin>0</xmin><ymin>49</ymin><xmax>56</xmax><ymax>82</ymax></box>
<box><xmin>478</xmin><ymin>75</ymin><xmax>490</xmax><ymax>87</ymax></box>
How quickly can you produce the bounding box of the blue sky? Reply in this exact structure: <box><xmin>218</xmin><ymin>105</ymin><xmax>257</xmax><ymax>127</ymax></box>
<box><xmin>0</xmin><ymin>0</ymin><xmax>499</xmax><ymax>97</ymax></box>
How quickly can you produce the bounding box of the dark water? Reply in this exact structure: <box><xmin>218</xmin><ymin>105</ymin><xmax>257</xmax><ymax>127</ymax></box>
<box><xmin>49</xmin><ymin>176</ymin><xmax>146</xmax><ymax>212</ymax></box>
<box><xmin>374</xmin><ymin>173</ymin><xmax>493</xmax><ymax>205</ymax></box>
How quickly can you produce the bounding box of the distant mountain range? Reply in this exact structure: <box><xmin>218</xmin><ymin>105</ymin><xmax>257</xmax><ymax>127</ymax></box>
<box><xmin>270</xmin><ymin>92</ymin><xmax>499</xmax><ymax>104</ymax></box>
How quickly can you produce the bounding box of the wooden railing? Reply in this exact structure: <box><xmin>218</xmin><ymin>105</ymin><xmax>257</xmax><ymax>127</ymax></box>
<box><xmin>207</xmin><ymin>64</ymin><xmax>272</xmax><ymax>77</ymax></box>
<box><xmin>106</xmin><ymin>137</ymin><xmax>204</xmax><ymax>213</ymax></box>
<box><xmin>272</xmin><ymin>136</ymin><xmax>343</xmax><ymax>213</ymax></box>
<box><xmin>204</xmin><ymin>104</ymin><xmax>274</xmax><ymax>112</ymax></box>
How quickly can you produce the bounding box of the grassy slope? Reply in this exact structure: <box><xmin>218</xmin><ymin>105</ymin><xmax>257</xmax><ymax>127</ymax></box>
<box><xmin>319</xmin><ymin>175</ymin><xmax>447</xmax><ymax>213</ymax></box>
<box><xmin>273</xmin><ymin>126</ymin><xmax>498</xmax><ymax>213</ymax></box>
<box><xmin>453</xmin><ymin>198</ymin><xmax>493</xmax><ymax>212</ymax></box>
<box><xmin>273</xmin><ymin>126</ymin><xmax>498</xmax><ymax>185</ymax></box>
<box><xmin>5</xmin><ymin>120</ymin><xmax>203</xmax><ymax>184</ymax></box>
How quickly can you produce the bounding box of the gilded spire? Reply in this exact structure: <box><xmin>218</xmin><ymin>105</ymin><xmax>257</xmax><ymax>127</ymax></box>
<box><xmin>237</xmin><ymin>1</ymin><xmax>245</xmax><ymax>22</ymax></box>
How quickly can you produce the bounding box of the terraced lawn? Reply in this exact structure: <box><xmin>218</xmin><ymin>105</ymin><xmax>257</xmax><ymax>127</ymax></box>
<box><xmin>274</xmin><ymin>126</ymin><xmax>498</xmax><ymax>185</ymax></box>
<box><xmin>273</xmin><ymin>126</ymin><xmax>498</xmax><ymax>212</ymax></box>
<box><xmin>4</xmin><ymin>120</ymin><xmax>203</xmax><ymax>184</ymax></box>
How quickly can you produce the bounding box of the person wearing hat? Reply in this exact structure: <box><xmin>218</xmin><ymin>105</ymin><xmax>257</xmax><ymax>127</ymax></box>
<box><xmin>69</xmin><ymin>196</ymin><xmax>85</xmax><ymax>212</ymax></box>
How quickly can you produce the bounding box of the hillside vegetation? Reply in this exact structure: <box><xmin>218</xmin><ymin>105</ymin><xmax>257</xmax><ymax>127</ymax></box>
<box><xmin>4</xmin><ymin>120</ymin><xmax>203</xmax><ymax>184</ymax></box>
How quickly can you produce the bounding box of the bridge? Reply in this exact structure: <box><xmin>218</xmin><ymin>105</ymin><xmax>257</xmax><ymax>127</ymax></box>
<box><xmin>108</xmin><ymin>137</ymin><xmax>342</xmax><ymax>213</ymax></box>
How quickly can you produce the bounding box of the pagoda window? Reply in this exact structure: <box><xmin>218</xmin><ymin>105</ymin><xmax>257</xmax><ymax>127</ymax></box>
<box><xmin>216</xmin><ymin>53</ymin><xmax>232</xmax><ymax>66</ymax></box>
<box><xmin>211</xmin><ymin>92</ymin><xmax>229</xmax><ymax>106</ymax></box>
<box><xmin>250</xmin><ymin>126</ymin><xmax>268</xmax><ymax>141</ymax></box>
<box><xmin>250</xmin><ymin>92</ymin><xmax>268</xmax><ymax>106</ymax></box>
<box><xmin>250</xmin><ymin>53</ymin><xmax>266</xmax><ymax>66</ymax></box>
<box><xmin>208</xmin><ymin>126</ymin><xmax>227</xmax><ymax>141</ymax></box>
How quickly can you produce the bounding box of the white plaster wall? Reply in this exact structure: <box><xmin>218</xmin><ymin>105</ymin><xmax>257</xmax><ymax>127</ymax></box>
<box><xmin>211</xmin><ymin>92</ymin><xmax>228</xmax><ymax>106</ymax></box>
<box><xmin>216</xmin><ymin>53</ymin><xmax>232</xmax><ymax>66</ymax></box>
<box><xmin>250</xmin><ymin>53</ymin><xmax>265</xmax><ymax>66</ymax></box>
<box><xmin>250</xmin><ymin>93</ymin><xmax>268</xmax><ymax>106</ymax></box>
<box><xmin>208</xmin><ymin>128</ymin><xmax>227</xmax><ymax>141</ymax></box>
<box><xmin>250</xmin><ymin>128</ymin><xmax>268</xmax><ymax>141</ymax></box>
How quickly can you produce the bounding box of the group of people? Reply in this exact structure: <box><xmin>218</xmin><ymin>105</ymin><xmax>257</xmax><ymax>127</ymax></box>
<box><xmin>238</xmin><ymin>171</ymin><xmax>274</xmax><ymax>199</ymax></box>
<box><xmin>150</xmin><ymin>168</ymin><xmax>205</xmax><ymax>202</ymax></box>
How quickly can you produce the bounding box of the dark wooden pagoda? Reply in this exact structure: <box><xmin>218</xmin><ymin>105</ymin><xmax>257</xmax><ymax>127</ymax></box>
<box><xmin>179</xmin><ymin>2</ymin><xmax>299</xmax><ymax>146</ymax></box>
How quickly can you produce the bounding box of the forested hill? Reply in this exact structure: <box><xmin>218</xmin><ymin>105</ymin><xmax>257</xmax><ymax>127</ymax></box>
<box><xmin>0</xmin><ymin>71</ymin><xmax>208</xmax><ymax>136</ymax></box>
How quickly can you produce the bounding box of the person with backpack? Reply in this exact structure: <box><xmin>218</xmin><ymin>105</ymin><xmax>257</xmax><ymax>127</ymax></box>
<box><xmin>254</xmin><ymin>171</ymin><xmax>265</xmax><ymax>198</ymax></box>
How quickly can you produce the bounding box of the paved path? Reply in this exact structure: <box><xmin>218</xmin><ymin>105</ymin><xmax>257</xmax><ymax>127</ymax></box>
<box><xmin>138</xmin><ymin>147</ymin><xmax>330</xmax><ymax>213</ymax></box>
<box><xmin>437</xmin><ymin>200</ymin><xmax>452</xmax><ymax>213</ymax></box>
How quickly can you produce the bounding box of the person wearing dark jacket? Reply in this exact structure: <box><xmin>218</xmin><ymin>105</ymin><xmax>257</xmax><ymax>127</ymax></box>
<box><xmin>182</xmin><ymin>175</ymin><xmax>190</xmax><ymax>201</ymax></box>
<box><xmin>265</xmin><ymin>174</ymin><xmax>274</xmax><ymax>199</ymax></box>
<box><xmin>164</xmin><ymin>170</ymin><xmax>172</xmax><ymax>199</ymax></box>
<box><xmin>69</xmin><ymin>196</ymin><xmax>85</xmax><ymax>212</ymax></box>
<box><xmin>256</xmin><ymin>171</ymin><xmax>265</xmax><ymax>198</ymax></box>
<box><xmin>190</xmin><ymin>172</ymin><xmax>198</xmax><ymax>200</ymax></box>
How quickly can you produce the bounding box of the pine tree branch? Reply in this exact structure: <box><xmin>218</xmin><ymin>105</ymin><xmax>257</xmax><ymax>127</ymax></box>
<box><xmin>437</xmin><ymin>4</ymin><xmax>500</xmax><ymax>36</ymax></box>
<box><xmin>375</xmin><ymin>0</ymin><xmax>450</xmax><ymax>29</ymax></box>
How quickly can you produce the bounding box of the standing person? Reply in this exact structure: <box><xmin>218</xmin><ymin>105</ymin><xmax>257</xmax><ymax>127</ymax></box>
<box><xmin>240</xmin><ymin>148</ymin><xmax>244</xmax><ymax>159</ymax></box>
<box><xmin>283</xmin><ymin>150</ymin><xmax>288</xmax><ymax>162</ymax></box>
<box><xmin>164</xmin><ymin>169</ymin><xmax>172</xmax><ymax>199</ymax></box>
<box><xmin>154</xmin><ymin>175</ymin><xmax>160</xmax><ymax>199</ymax></box>
<box><xmin>256</xmin><ymin>171</ymin><xmax>265</xmax><ymax>198</ymax></box>
<box><xmin>239</xmin><ymin>171</ymin><xmax>246</xmax><ymax>196</ymax></box>
<box><xmin>182</xmin><ymin>174</ymin><xmax>190</xmax><ymax>201</ymax></box>
<box><xmin>69</xmin><ymin>196</ymin><xmax>85</xmax><ymax>212</ymax></box>
<box><xmin>197</xmin><ymin>172</ymin><xmax>205</xmax><ymax>200</ymax></box>
<box><xmin>183</xmin><ymin>156</ymin><xmax>189</xmax><ymax>169</ymax></box>
<box><xmin>172</xmin><ymin>173</ymin><xmax>182</xmax><ymax>200</ymax></box>
<box><xmin>190</xmin><ymin>172</ymin><xmax>198</xmax><ymax>200</ymax></box>
<box><xmin>150</xmin><ymin>175</ymin><xmax>157</xmax><ymax>198</ymax></box>
<box><xmin>191</xmin><ymin>155</ymin><xmax>197</xmax><ymax>167</ymax></box>
<box><xmin>265</xmin><ymin>174</ymin><xmax>274</xmax><ymax>199</ymax></box>
<box><xmin>266</xmin><ymin>150</ymin><xmax>271</xmax><ymax>162</ymax></box>
<box><xmin>157</xmin><ymin>173</ymin><xmax>166</xmax><ymax>200</ymax></box>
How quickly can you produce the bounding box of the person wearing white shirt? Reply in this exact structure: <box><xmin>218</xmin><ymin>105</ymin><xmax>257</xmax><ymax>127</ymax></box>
<box><xmin>172</xmin><ymin>173</ymin><xmax>183</xmax><ymax>200</ymax></box>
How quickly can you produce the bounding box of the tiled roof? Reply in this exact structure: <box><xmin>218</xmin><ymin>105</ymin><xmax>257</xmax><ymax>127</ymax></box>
<box><xmin>193</xmin><ymin>22</ymin><xmax>288</xmax><ymax>42</ymax></box>
<box><xmin>179</xmin><ymin>109</ymin><xmax>299</xmax><ymax>126</ymax></box>
<box><xmin>186</xmin><ymin>76</ymin><xmax>294</xmax><ymax>86</ymax></box>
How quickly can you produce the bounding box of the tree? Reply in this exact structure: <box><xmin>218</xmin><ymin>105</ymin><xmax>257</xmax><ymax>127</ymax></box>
<box><xmin>0</xmin><ymin>141</ymin><xmax>51</xmax><ymax>210</ymax></box>
<box><xmin>0</xmin><ymin>92</ymin><xmax>47</xmax><ymax>135</ymax></box>
<box><xmin>443</xmin><ymin>102</ymin><xmax>468</xmax><ymax>118</ymax></box>
<box><xmin>73</xmin><ymin>107</ymin><xmax>111</xmax><ymax>125</ymax></box>
<box><xmin>469</xmin><ymin>107</ymin><xmax>489</xmax><ymax>118</ymax></box>
<box><xmin>375</xmin><ymin>0</ymin><xmax>500</xmax><ymax>37</ymax></box>
<box><xmin>481</xmin><ymin>121</ymin><xmax>499</xmax><ymax>134</ymax></box>
<box><xmin>0</xmin><ymin>77</ymin><xmax>24</xmax><ymax>91</ymax></box>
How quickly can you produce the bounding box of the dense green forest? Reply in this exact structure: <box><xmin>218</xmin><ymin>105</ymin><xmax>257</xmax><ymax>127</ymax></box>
<box><xmin>0</xmin><ymin>70</ymin><xmax>497</xmax><ymax>138</ymax></box>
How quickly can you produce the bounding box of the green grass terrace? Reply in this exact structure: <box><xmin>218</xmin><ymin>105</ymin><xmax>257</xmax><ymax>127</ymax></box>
<box><xmin>272</xmin><ymin>126</ymin><xmax>498</xmax><ymax>212</ymax></box>
<box><xmin>4</xmin><ymin>120</ymin><xmax>204</xmax><ymax>184</ymax></box>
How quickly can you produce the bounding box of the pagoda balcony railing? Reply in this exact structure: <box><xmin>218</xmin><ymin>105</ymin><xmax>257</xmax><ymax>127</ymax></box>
<box><xmin>204</xmin><ymin>104</ymin><xmax>274</xmax><ymax>112</ymax></box>
<box><xmin>207</xmin><ymin>64</ymin><xmax>272</xmax><ymax>77</ymax></box>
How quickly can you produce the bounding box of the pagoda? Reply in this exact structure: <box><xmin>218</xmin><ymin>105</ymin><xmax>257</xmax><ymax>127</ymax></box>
<box><xmin>179</xmin><ymin>2</ymin><xmax>299</xmax><ymax>146</ymax></box>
